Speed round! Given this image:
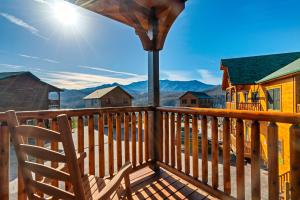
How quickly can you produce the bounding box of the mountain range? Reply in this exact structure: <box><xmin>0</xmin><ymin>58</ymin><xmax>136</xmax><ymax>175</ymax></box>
<box><xmin>60</xmin><ymin>80</ymin><xmax>225</xmax><ymax>108</ymax></box>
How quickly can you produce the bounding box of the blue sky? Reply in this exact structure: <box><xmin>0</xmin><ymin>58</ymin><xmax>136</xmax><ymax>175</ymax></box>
<box><xmin>0</xmin><ymin>0</ymin><xmax>300</xmax><ymax>89</ymax></box>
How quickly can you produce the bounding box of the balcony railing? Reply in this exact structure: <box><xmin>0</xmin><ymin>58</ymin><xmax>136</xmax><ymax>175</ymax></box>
<box><xmin>1</xmin><ymin>106</ymin><xmax>300</xmax><ymax>199</ymax></box>
<box><xmin>236</xmin><ymin>102</ymin><xmax>262</xmax><ymax>111</ymax></box>
<box><xmin>297</xmin><ymin>104</ymin><xmax>300</xmax><ymax>113</ymax></box>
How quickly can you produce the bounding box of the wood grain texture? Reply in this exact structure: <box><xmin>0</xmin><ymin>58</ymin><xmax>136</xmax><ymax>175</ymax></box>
<box><xmin>176</xmin><ymin>113</ymin><xmax>182</xmax><ymax>171</ymax></box>
<box><xmin>124</xmin><ymin>113</ymin><xmax>130</xmax><ymax>162</ymax></box>
<box><xmin>108</xmin><ymin>113</ymin><xmax>114</xmax><ymax>177</ymax></box>
<box><xmin>0</xmin><ymin>123</ymin><xmax>9</xmax><ymax>200</ymax></box>
<box><xmin>201</xmin><ymin>116</ymin><xmax>208</xmax><ymax>184</ymax></box>
<box><xmin>170</xmin><ymin>112</ymin><xmax>176</xmax><ymax>167</ymax></box>
<box><xmin>236</xmin><ymin>119</ymin><xmax>245</xmax><ymax>200</ymax></box>
<box><xmin>131</xmin><ymin>112</ymin><xmax>137</xmax><ymax>167</ymax></box>
<box><xmin>116</xmin><ymin>113</ymin><xmax>122</xmax><ymax>170</ymax></box>
<box><xmin>290</xmin><ymin>125</ymin><xmax>300</xmax><ymax>200</ymax></box>
<box><xmin>138</xmin><ymin>112</ymin><xmax>143</xmax><ymax>165</ymax></box>
<box><xmin>88</xmin><ymin>115</ymin><xmax>95</xmax><ymax>175</ymax></box>
<box><xmin>184</xmin><ymin>114</ymin><xmax>190</xmax><ymax>175</ymax></box>
<box><xmin>211</xmin><ymin>117</ymin><xmax>218</xmax><ymax>189</ymax></box>
<box><xmin>164</xmin><ymin>112</ymin><xmax>170</xmax><ymax>165</ymax></box>
<box><xmin>251</xmin><ymin>121</ymin><xmax>260</xmax><ymax>200</ymax></box>
<box><xmin>144</xmin><ymin>111</ymin><xmax>149</xmax><ymax>162</ymax></box>
<box><xmin>192</xmin><ymin>114</ymin><xmax>198</xmax><ymax>179</ymax></box>
<box><xmin>98</xmin><ymin>113</ymin><xmax>105</xmax><ymax>177</ymax></box>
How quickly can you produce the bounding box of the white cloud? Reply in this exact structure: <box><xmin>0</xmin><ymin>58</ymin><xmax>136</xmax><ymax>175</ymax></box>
<box><xmin>197</xmin><ymin>69</ymin><xmax>221</xmax><ymax>85</ymax></box>
<box><xmin>79</xmin><ymin>66</ymin><xmax>140</xmax><ymax>77</ymax></box>
<box><xmin>0</xmin><ymin>12</ymin><xmax>48</xmax><ymax>40</ymax></box>
<box><xmin>161</xmin><ymin>70</ymin><xmax>193</xmax><ymax>81</ymax></box>
<box><xmin>43</xmin><ymin>58</ymin><xmax>60</xmax><ymax>64</ymax></box>
<box><xmin>19</xmin><ymin>54</ymin><xmax>39</xmax><ymax>59</ymax></box>
<box><xmin>42</xmin><ymin>71</ymin><xmax>147</xmax><ymax>89</ymax></box>
<box><xmin>32</xmin><ymin>0</ymin><xmax>49</xmax><ymax>4</ymax></box>
<box><xmin>0</xmin><ymin>63</ymin><xmax>22</xmax><ymax>69</ymax></box>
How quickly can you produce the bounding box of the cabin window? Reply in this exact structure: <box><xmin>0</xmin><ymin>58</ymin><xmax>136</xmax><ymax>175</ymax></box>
<box><xmin>237</xmin><ymin>93</ymin><xmax>241</xmax><ymax>103</ymax></box>
<box><xmin>267</xmin><ymin>88</ymin><xmax>281</xmax><ymax>110</ymax></box>
<box><xmin>191</xmin><ymin>99</ymin><xmax>197</xmax><ymax>104</ymax></box>
<box><xmin>251</xmin><ymin>92</ymin><xmax>259</xmax><ymax>103</ymax></box>
<box><xmin>181</xmin><ymin>99</ymin><xmax>187</xmax><ymax>104</ymax></box>
<box><xmin>244</xmin><ymin>92</ymin><xmax>248</xmax><ymax>102</ymax></box>
<box><xmin>278</xmin><ymin>140</ymin><xmax>284</xmax><ymax>165</ymax></box>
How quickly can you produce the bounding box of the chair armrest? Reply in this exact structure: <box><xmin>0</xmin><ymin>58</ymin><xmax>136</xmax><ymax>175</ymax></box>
<box><xmin>96</xmin><ymin>162</ymin><xmax>132</xmax><ymax>200</ymax></box>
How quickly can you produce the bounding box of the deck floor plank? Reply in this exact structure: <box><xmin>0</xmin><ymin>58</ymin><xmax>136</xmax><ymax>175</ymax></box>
<box><xmin>118</xmin><ymin>166</ymin><xmax>220</xmax><ymax>200</ymax></box>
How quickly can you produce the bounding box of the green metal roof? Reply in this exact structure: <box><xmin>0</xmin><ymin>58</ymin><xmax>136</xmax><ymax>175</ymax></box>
<box><xmin>180</xmin><ymin>91</ymin><xmax>213</xmax><ymax>99</ymax></box>
<box><xmin>221</xmin><ymin>52</ymin><xmax>300</xmax><ymax>85</ymax></box>
<box><xmin>257</xmin><ymin>58</ymin><xmax>300</xmax><ymax>83</ymax></box>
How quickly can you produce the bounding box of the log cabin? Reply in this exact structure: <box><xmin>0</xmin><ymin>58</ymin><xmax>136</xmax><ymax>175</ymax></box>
<box><xmin>83</xmin><ymin>86</ymin><xmax>133</xmax><ymax>108</ymax></box>
<box><xmin>0</xmin><ymin>71</ymin><xmax>62</xmax><ymax>111</ymax></box>
<box><xmin>221</xmin><ymin>52</ymin><xmax>300</xmax><ymax>186</ymax></box>
<box><xmin>179</xmin><ymin>91</ymin><xmax>213</xmax><ymax>108</ymax></box>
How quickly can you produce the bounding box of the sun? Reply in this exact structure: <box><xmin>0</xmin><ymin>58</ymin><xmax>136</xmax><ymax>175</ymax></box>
<box><xmin>52</xmin><ymin>1</ymin><xmax>78</xmax><ymax>26</ymax></box>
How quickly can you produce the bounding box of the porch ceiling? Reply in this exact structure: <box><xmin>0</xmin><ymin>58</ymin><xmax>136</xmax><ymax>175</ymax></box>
<box><xmin>75</xmin><ymin>0</ymin><xmax>187</xmax><ymax>51</ymax></box>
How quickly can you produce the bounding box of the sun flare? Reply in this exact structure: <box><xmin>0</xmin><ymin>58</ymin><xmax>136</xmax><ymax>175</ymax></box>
<box><xmin>52</xmin><ymin>1</ymin><xmax>78</xmax><ymax>26</ymax></box>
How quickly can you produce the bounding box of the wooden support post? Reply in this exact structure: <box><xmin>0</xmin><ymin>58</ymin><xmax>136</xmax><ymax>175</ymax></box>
<box><xmin>184</xmin><ymin>114</ymin><xmax>190</xmax><ymax>175</ymax></box>
<box><xmin>0</xmin><ymin>122</ymin><xmax>9</xmax><ymax>200</ymax></box>
<box><xmin>164</xmin><ymin>112</ymin><xmax>169</xmax><ymax>165</ymax></box>
<box><xmin>108</xmin><ymin>113</ymin><xmax>114</xmax><ymax>177</ymax></box>
<box><xmin>236</xmin><ymin>119</ymin><xmax>245</xmax><ymax>200</ymax></box>
<box><xmin>51</xmin><ymin>119</ymin><xmax>59</xmax><ymax>187</ymax></box>
<box><xmin>290</xmin><ymin>124</ymin><xmax>300</xmax><ymax>200</ymax></box>
<box><xmin>124</xmin><ymin>113</ymin><xmax>130</xmax><ymax>163</ymax></box>
<box><xmin>251</xmin><ymin>121</ymin><xmax>260</xmax><ymax>200</ymax></box>
<box><xmin>144</xmin><ymin>111</ymin><xmax>149</xmax><ymax>162</ymax></box>
<box><xmin>131</xmin><ymin>112</ymin><xmax>137</xmax><ymax>168</ymax></box>
<box><xmin>138</xmin><ymin>112</ymin><xmax>143</xmax><ymax>165</ymax></box>
<box><xmin>268</xmin><ymin>122</ymin><xmax>279</xmax><ymax>200</ymax></box>
<box><xmin>77</xmin><ymin>116</ymin><xmax>84</xmax><ymax>175</ymax></box>
<box><xmin>176</xmin><ymin>113</ymin><xmax>182</xmax><ymax>171</ymax></box>
<box><xmin>223</xmin><ymin>117</ymin><xmax>231</xmax><ymax>195</ymax></box>
<box><xmin>116</xmin><ymin>113</ymin><xmax>122</xmax><ymax>170</ymax></box>
<box><xmin>148</xmin><ymin>9</ymin><xmax>160</xmax><ymax>170</ymax></box>
<box><xmin>170</xmin><ymin>113</ymin><xmax>176</xmax><ymax>167</ymax></box>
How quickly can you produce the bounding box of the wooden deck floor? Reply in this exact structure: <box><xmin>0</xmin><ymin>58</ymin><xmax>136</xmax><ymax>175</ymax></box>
<box><xmin>119</xmin><ymin>166</ymin><xmax>219</xmax><ymax>200</ymax></box>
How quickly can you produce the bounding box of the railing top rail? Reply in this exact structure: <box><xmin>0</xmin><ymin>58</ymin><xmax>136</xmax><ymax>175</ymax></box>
<box><xmin>0</xmin><ymin>106</ymin><xmax>153</xmax><ymax>121</ymax></box>
<box><xmin>157</xmin><ymin>107</ymin><xmax>300</xmax><ymax>124</ymax></box>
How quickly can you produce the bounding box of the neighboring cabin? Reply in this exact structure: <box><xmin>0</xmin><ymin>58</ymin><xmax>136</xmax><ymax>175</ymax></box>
<box><xmin>221</xmin><ymin>51</ymin><xmax>300</xmax><ymax>177</ymax></box>
<box><xmin>84</xmin><ymin>86</ymin><xmax>133</xmax><ymax>108</ymax></box>
<box><xmin>0</xmin><ymin>72</ymin><xmax>62</xmax><ymax>112</ymax></box>
<box><xmin>179</xmin><ymin>91</ymin><xmax>213</xmax><ymax>108</ymax></box>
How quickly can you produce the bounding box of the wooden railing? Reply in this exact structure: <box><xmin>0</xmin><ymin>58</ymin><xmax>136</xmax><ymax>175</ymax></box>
<box><xmin>297</xmin><ymin>104</ymin><xmax>300</xmax><ymax>113</ymax></box>
<box><xmin>230</xmin><ymin>134</ymin><xmax>251</xmax><ymax>158</ymax></box>
<box><xmin>236</xmin><ymin>102</ymin><xmax>262</xmax><ymax>111</ymax></box>
<box><xmin>279</xmin><ymin>171</ymin><xmax>290</xmax><ymax>193</ymax></box>
<box><xmin>156</xmin><ymin>107</ymin><xmax>300</xmax><ymax>200</ymax></box>
<box><xmin>0</xmin><ymin>106</ymin><xmax>152</xmax><ymax>200</ymax></box>
<box><xmin>1</xmin><ymin>106</ymin><xmax>300</xmax><ymax>200</ymax></box>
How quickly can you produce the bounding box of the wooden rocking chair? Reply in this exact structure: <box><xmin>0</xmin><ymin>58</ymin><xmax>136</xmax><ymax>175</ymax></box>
<box><xmin>6</xmin><ymin>111</ymin><xmax>132</xmax><ymax>200</ymax></box>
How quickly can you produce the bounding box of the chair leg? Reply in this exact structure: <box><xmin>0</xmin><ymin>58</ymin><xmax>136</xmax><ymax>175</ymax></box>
<box><xmin>124</xmin><ymin>175</ymin><xmax>132</xmax><ymax>200</ymax></box>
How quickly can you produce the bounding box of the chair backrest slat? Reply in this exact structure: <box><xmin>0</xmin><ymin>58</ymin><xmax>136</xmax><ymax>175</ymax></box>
<box><xmin>19</xmin><ymin>144</ymin><xmax>66</xmax><ymax>162</ymax></box>
<box><xmin>58</xmin><ymin>114</ymin><xmax>86</xmax><ymax>200</ymax></box>
<box><xmin>15</xmin><ymin>125</ymin><xmax>62</xmax><ymax>142</ymax></box>
<box><xmin>27</xmin><ymin>179</ymin><xmax>75</xmax><ymax>200</ymax></box>
<box><xmin>23</xmin><ymin>161</ymin><xmax>71</xmax><ymax>182</ymax></box>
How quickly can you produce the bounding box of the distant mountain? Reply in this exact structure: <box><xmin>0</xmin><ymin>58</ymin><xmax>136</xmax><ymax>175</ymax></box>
<box><xmin>60</xmin><ymin>80</ymin><xmax>217</xmax><ymax>108</ymax></box>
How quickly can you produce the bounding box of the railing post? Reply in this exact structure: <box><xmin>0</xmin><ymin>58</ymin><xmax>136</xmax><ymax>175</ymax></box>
<box><xmin>0</xmin><ymin>122</ymin><xmax>9</xmax><ymax>200</ymax></box>
<box><xmin>223</xmin><ymin>117</ymin><xmax>231</xmax><ymax>195</ymax></box>
<box><xmin>290</xmin><ymin>124</ymin><xmax>300</xmax><ymax>199</ymax></box>
<box><xmin>236</xmin><ymin>118</ymin><xmax>245</xmax><ymax>200</ymax></box>
<box><xmin>267</xmin><ymin>122</ymin><xmax>279</xmax><ymax>200</ymax></box>
<box><xmin>251</xmin><ymin>120</ymin><xmax>261</xmax><ymax>200</ymax></box>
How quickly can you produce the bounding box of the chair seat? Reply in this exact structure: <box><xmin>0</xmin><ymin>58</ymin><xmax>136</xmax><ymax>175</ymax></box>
<box><xmin>81</xmin><ymin>175</ymin><xmax>122</xmax><ymax>200</ymax></box>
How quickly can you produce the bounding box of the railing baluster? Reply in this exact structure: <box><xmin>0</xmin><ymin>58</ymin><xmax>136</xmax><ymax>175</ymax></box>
<box><xmin>201</xmin><ymin>116</ymin><xmax>208</xmax><ymax>184</ymax></box>
<box><xmin>211</xmin><ymin>116</ymin><xmax>218</xmax><ymax>189</ymax></box>
<box><xmin>158</xmin><ymin>111</ymin><xmax>163</xmax><ymax>162</ymax></box>
<box><xmin>138</xmin><ymin>112</ymin><xmax>143</xmax><ymax>165</ymax></box>
<box><xmin>184</xmin><ymin>114</ymin><xmax>190</xmax><ymax>175</ymax></box>
<box><xmin>144</xmin><ymin>111</ymin><xmax>149</xmax><ymax>162</ymax></box>
<box><xmin>251</xmin><ymin>120</ymin><xmax>260</xmax><ymax>200</ymax></box>
<box><xmin>236</xmin><ymin>118</ymin><xmax>245</xmax><ymax>200</ymax></box>
<box><xmin>116</xmin><ymin>113</ymin><xmax>122</xmax><ymax>170</ymax></box>
<box><xmin>176</xmin><ymin>113</ymin><xmax>182</xmax><ymax>171</ymax></box>
<box><xmin>170</xmin><ymin>112</ymin><xmax>175</xmax><ymax>167</ymax></box>
<box><xmin>192</xmin><ymin>114</ymin><xmax>198</xmax><ymax>179</ymax></box>
<box><xmin>77</xmin><ymin>116</ymin><xmax>84</xmax><ymax>175</ymax></box>
<box><xmin>131</xmin><ymin>112</ymin><xmax>136</xmax><ymax>168</ymax></box>
<box><xmin>108</xmin><ymin>113</ymin><xmax>114</xmax><ymax>177</ymax></box>
<box><xmin>223</xmin><ymin>117</ymin><xmax>231</xmax><ymax>194</ymax></box>
<box><xmin>88</xmin><ymin>115</ymin><xmax>95</xmax><ymax>175</ymax></box>
<box><xmin>98</xmin><ymin>113</ymin><xmax>105</xmax><ymax>177</ymax></box>
<box><xmin>267</xmin><ymin>122</ymin><xmax>279</xmax><ymax>200</ymax></box>
<box><xmin>65</xmin><ymin>117</ymin><xmax>72</xmax><ymax>191</ymax></box>
<box><xmin>290</xmin><ymin>124</ymin><xmax>300</xmax><ymax>199</ymax></box>
<box><xmin>0</xmin><ymin>122</ymin><xmax>9</xmax><ymax>200</ymax></box>
<box><xmin>124</xmin><ymin>113</ymin><xmax>130</xmax><ymax>162</ymax></box>
<box><xmin>164</xmin><ymin>112</ymin><xmax>169</xmax><ymax>165</ymax></box>
<box><xmin>51</xmin><ymin>119</ymin><xmax>59</xmax><ymax>187</ymax></box>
